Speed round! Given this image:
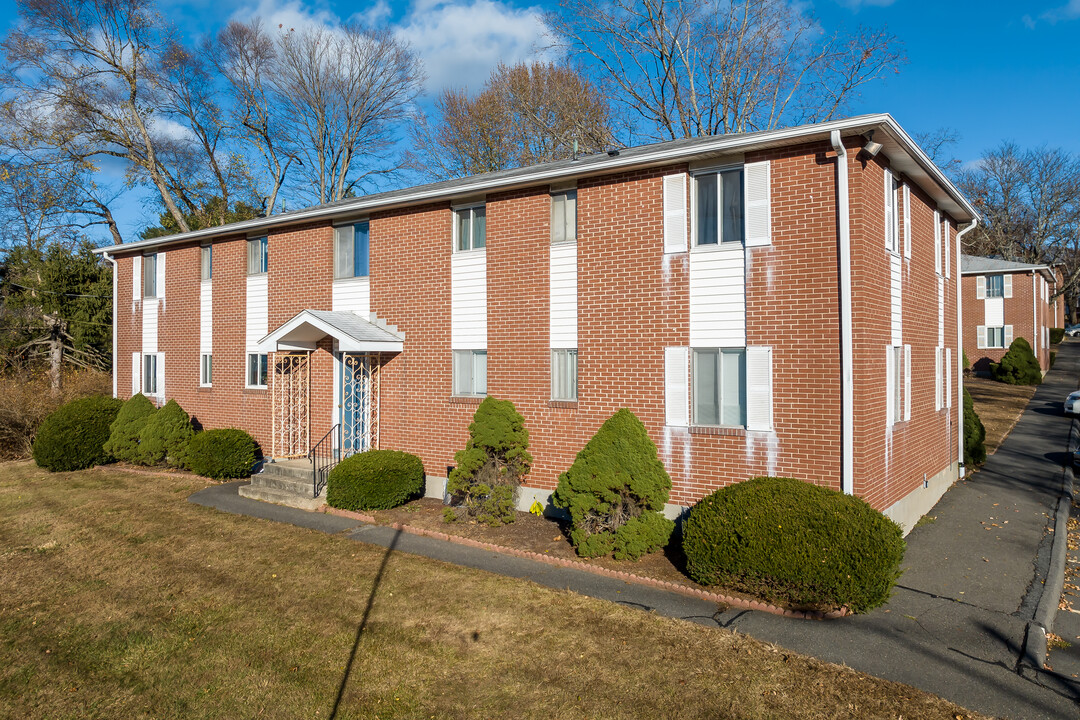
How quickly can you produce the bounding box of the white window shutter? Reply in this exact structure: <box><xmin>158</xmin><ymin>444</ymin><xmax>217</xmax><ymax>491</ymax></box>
<box><xmin>744</xmin><ymin>161</ymin><xmax>772</xmax><ymax>247</ymax></box>
<box><xmin>946</xmin><ymin>348</ymin><xmax>953</xmax><ymax>409</ymax></box>
<box><xmin>903</xmin><ymin>185</ymin><xmax>912</xmax><ymax>260</ymax></box>
<box><xmin>131</xmin><ymin>352</ymin><xmax>141</xmax><ymax>394</ymax></box>
<box><xmin>664</xmin><ymin>347</ymin><xmax>689</xmax><ymax>427</ymax></box>
<box><xmin>746</xmin><ymin>346</ymin><xmax>773</xmax><ymax>431</ymax></box>
<box><xmin>976</xmin><ymin>275</ymin><xmax>986</xmax><ymax>299</ymax></box>
<box><xmin>156</xmin><ymin>353</ymin><xmax>165</xmax><ymax>401</ymax></box>
<box><xmin>156</xmin><ymin>252</ymin><xmax>166</xmax><ymax>300</ymax></box>
<box><xmin>1004</xmin><ymin>325</ymin><xmax>1014</xmax><ymax>345</ymax></box>
<box><xmin>977</xmin><ymin>325</ymin><xmax>987</xmax><ymax>349</ymax></box>
<box><xmin>663</xmin><ymin>174</ymin><xmax>687</xmax><ymax>253</ymax></box>
<box><xmin>1003</xmin><ymin>274</ymin><xmax>1013</xmax><ymax>299</ymax></box>
<box><xmin>885</xmin><ymin>347</ymin><xmax>895</xmax><ymax>427</ymax></box>
<box><xmin>883</xmin><ymin>169</ymin><xmax>894</xmax><ymax>251</ymax></box>
<box><xmin>934</xmin><ymin>348</ymin><xmax>942</xmax><ymax>411</ymax></box>
<box><xmin>933</xmin><ymin>211</ymin><xmax>941</xmax><ymax>275</ymax></box>
<box><xmin>132</xmin><ymin>256</ymin><xmax>142</xmax><ymax>306</ymax></box>
<box><xmin>944</xmin><ymin>221</ymin><xmax>951</xmax><ymax>278</ymax></box>
<box><xmin>904</xmin><ymin>344</ymin><xmax>912</xmax><ymax>421</ymax></box>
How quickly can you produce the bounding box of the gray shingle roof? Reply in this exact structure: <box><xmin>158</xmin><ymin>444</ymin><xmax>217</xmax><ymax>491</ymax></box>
<box><xmin>960</xmin><ymin>255</ymin><xmax>1049</xmax><ymax>274</ymax></box>
<box><xmin>304</xmin><ymin>310</ymin><xmax>403</xmax><ymax>343</ymax></box>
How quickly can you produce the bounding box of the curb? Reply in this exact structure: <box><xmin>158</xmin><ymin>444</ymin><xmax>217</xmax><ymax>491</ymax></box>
<box><xmin>321</xmin><ymin>505</ymin><xmax>848</xmax><ymax>621</ymax></box>
<box><xmin>1020</xmin><ymin>417</ymin><xmax>1076</xmax><ymax>672</ymax></box>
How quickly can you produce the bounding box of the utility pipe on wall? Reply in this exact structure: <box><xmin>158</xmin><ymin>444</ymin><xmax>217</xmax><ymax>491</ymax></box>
<box><xmin>102</xmin><ymin>250</ymin><xmax>118</xmax><ymax>399</ymax></box>
<box><xmin>831</xmin><ymin>130</ymin><xmax>855</xmax><ymax>495</ymax></box>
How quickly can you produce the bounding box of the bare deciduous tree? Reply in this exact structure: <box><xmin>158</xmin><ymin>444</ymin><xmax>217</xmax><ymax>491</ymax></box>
<box><xmin>410</xmin><ymin>61</ymin><xmax>617</xmax><ymax>179</ymax></box>
<box><xmin>551</xmin><ymin>0</ymin><xmax>904</xmax><ymax>140</ymax></box>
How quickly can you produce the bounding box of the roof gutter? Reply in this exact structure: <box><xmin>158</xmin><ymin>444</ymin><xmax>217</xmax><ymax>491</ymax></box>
<box><xmin>954</xmin><ymin>218</ymin><xmax>978</xmax><ymax>476</ymax></box>
<box><xmin>831</xmin><ymin>130</ymin><xmax>855</xmax><ymax>495</ymax></box>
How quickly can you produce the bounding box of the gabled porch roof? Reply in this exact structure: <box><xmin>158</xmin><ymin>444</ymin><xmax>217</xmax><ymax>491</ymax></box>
<box><xmin>258</xmin><ymin>310</ymin><xmax>404</xmax><ymax>353</ymax></box>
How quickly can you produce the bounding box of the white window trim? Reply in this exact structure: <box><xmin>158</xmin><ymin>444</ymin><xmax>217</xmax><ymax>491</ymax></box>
<box><xmin>200</xmin><ymin>352</ymin><xmax>213</xmax><ymax>388</ymax></box>
<box><xmin>142</xmin><ymin>252</ymin><xmax>158</xmax><ymax>299</ymax></box>
<box><xmin>333</xmin><ymin>219</ymin><xmax>371</xmax><ymax>280</ymax></box>
<box><xmin>452</xmin><ymin>349</ymin><xmax>487</xmax><ymax>397</ymax></box>
<box><xmin>690</xmin><ymin>346</ymin><xmax>748</xmax><ymax>429</ymax></box>
<box><xmin>247</xmin><ymin>236</ymin><xmax>269</xmax><ymax>276</ymax></box>
<box><xmin>550</xmin><ymin>190</ymin><xmax>578</xmax><ymax>245</ymax></box>
<box><xmin>550</xmin><ymin>348</ymin><xmax>578</xmax><ymax>401</ymax></box>
<box><xmin>245</xmin><ymin>352</ymin><xmax>268</xmax><ymax>389</ymax></box>
<box><xmin>452</xmin><ymin>203</ymin><xmax>487</xmax><ymax>254</ymax></box>
<box><xmin>690</xmin><ymin>164</ymin><xmax>745</xmax><ymax>250</ymax></box>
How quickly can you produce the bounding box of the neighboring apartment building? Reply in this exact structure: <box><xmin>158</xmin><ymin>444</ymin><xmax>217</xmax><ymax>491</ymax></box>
<box><xmin>961</xmin><ymin>255</ymin><xmax>1063</xmax><ymax>374</ymax></box>
<box><xmin>95</xmin><ymin>114</ymin><xmax>976</xmax><ymax>533</ymax></box>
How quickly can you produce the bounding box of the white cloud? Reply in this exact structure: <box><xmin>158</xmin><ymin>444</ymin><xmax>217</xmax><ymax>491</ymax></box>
<box><xmin>395</xmin><ymin>0</ymin><xmax>557</xmax><ymax>94</ymax></box>
<box><xmin>228</xmin><ymin>0</ymin><xmax>341</xmax><ymax>32</ymax></box>
<box><xmin>1041</xmin><ymin>0</ymin><xmax>1080</xmax><ymax>22</ymax></box>
<box><xmin>834</xmin><ymin>0</ymin><xmax>897</xmax><ymax>9</ymax></box>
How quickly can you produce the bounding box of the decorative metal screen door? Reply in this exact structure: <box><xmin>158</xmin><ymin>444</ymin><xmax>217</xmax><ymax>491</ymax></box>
<box><xmin>272</xmin><ymin>352</ymin><xmax>310</xmax><ymax>458</ymax></box>
<box><xmin>341</xmin><ymin>353</ymin><xmax>379</xmax><ymax>456</ymax></box>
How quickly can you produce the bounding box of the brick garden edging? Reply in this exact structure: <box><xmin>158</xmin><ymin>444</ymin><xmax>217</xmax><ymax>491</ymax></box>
<box><xmin>321</xmin><ymin>505</ymin><xmax>849</xmax><ymax>621</ymax></box>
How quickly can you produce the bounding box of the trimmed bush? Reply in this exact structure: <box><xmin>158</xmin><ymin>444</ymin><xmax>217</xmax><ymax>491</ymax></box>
<box><xmin>962</xmin><ymin>349</ymin><xmax>971</xmax><ymax>373</ymax></box>
<box><xmin>103</xmin><ymin>394</ymin><xmax>157</xmax><ymax>463</ymax></box>
<box><xmin>682</xmin><ymin>477</ymin><xmax>905</xmax><ymax>613</ymax></box>
<box><xmin>552</xmin><ymin>409</ymin><xmax>674</xmax><ymax>561</ymax></box>
<box><xmin>964</xmin><ymin>386</ymin><xmax>987</xmax><ymax>466</ymax></box>
<box><xmin>1050</xmin><ymin>327</ymin><xmax>1065</xmax><ymax>345</ymax></box>
<box><xmin>186</xmin><ymin>429</ymin><xmax>256</xmax><ymax>479</ymax></box>
<box><xmin>446</xmin><ymin>396</ymin><xmax>532</xmax><ymax>526</ymax></box>
<box><xmin>32</xmin><ymin>396</ymin><xmax>122</xmax><ymax>472</ymax></box>
<box><xmin>327</xmin><ymin>449</ymin><xmax>425</xmax><ymax>511</ymax></box>
<box><xmin>135</xmin><ymin>399</ymin><xmax>194</xmax><ymax>467</ymax></box>
<box><xmin>991</xmin><ymin>337</ymin><xmax>1042</xmax><ymax>385</ymax></box>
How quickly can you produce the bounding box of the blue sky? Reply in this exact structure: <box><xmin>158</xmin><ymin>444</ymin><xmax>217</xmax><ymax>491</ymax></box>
<box><xmin>2</xmin><ymin>0</ymin><xmax>1079</xmax><ymax>242</ymax></box>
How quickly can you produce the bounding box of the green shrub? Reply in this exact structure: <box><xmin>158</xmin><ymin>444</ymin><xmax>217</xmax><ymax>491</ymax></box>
<box><xmin>1050</xmin><ymin>327</ymin><xmax>1065</xmax><ymax>345</ymax></box>
<box><xmin>327</xmin><ymin>449</ymin><xmax>425</xmax><ymax>510</ymax></box>
<box><xmin>682</xmin><ymin>477</ymin><xmax>905</xmax><ymax>613</ymax></box>
<box><xmin>552</xmin><ymin>409</ymin><xmax>674</xmax><ymax>561</ymax></box>
<box><xmin>991</xmin><ymin>337</ymin><xmax>1042</xmax><ymax>385</ymax></box>
<box><xmin>186</xmin><ymin>429</ymin><xmax>256</xmax><ymax>479</ymax></box>
<box><xmin>446</xmin><ymin>396</ymin><xmax>532</xmax><ymax>526</ymax></box>
<box><xmin>963</xmin><ymin>387</ymin><xmax>987</xmax><ymax>467</ymax></box>
<box><xmin>962</xmin><ymin>349</ymin><xmax>971</xmax><ymax>372</ymax></box>
<box><xmin>103</xmin><ymin>394</ymin><xmax>157</xmax><ymax>463</ymax></box>
<box><xmin>134</xmin><ymin>399</ymin><xmax>194</xmax><ymax>467</ymax></box>
<box><xmin>32</xmin><ymin>396</ymin><xmax>122</xmax><ymax>472</ymax></box>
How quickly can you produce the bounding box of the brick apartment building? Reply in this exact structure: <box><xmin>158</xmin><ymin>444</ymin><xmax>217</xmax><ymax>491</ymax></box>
<box><xmin>95</xmin><ymin>114</ymin><xmax>976</xmax><ymax>533</ymax></box>
<box><xmin>961</xmin><ymin>255</ymin><xmax>1063</xmax><ymax>374</ymax></box>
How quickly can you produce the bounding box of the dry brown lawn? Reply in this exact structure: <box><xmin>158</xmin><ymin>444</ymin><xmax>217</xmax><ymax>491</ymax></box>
<box><xmin>965</xmin><ymin>376</ymin><xmax>1038</xmax><ymax>454</ymax></box>
<box><xmin>0</xmin><ymin>461</ymin><xmax>985</xmax><ymax>720</ymax></box>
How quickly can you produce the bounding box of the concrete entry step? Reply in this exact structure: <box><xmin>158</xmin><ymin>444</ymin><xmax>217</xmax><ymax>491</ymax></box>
<box><xmin>238</xmin><ymin>482</ymin><xmax>325</xmax><ymax>511</ymax></box>
<box><xmin>261</xmin><ymin>458</ymin><xmax>315</xmax><ymax>481</ymax></box>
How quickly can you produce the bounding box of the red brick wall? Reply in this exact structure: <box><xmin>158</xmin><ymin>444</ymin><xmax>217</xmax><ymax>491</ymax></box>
<box><xmin>961</xmin><ymin>270</ymin><xmax>1052</xmax><ymax>373</ymax></box>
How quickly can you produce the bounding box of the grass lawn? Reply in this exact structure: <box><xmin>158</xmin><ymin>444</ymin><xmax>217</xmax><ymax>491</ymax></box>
<box><xmin>0</xmin><ymin>462</ymin><xmax>983</xmax><ymax>720</ymax></box>
<box><xmin>965</xmin><ymin>376</ymin><xmax>1039</xmax><ymax>455</ymax></box>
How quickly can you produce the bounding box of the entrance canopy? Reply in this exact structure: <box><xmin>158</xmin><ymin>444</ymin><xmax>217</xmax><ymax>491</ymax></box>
<box><xmin>258</xmin><ymin>309</ymin><xmax>404</xmax><ymax>353</ymax></box>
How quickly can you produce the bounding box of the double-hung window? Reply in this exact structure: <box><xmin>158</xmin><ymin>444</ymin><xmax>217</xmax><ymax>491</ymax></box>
<box><xmin>985</xmin><ymin>274</ymin><xmax>1004</xmax><ymax>298</ymax></box>
<box><xmin>454</xmin><ymin>205</ymin><xmax>486</xmax><ymax>252</ymax></box>
<box><xmin>986</xmin><ymin>327</ymin><xmax>1005</xmax><ymax>348</ymax></box>
<box><xmin>453</xmin><ymin>349</ymin><xmax>487</xmax><ymax>397</ymax></box>
<box><xmin>143</xmin><ymin>353</ymin><xmax>158</xmax><ymax>395</ymax></box>
<box><xmin>551</xmin><ymin>348</ymin><xmax>577</xmax><ymax>401</ymax></box>
<box><xmin>694</xmin><ymin>169</ymin><xmax>744</xmax><ymax>246</ymax></box>
<box><xmin>200</xmin><ymin>353</ymin><xmax>212</xmax><ymax>386</ymax></box>
<box><xmin>692</xmin><ymin>349</ymin><xmax>746</xmax><ymax>426</ymax></box>
<box><xmin>200</xmin><ymin>245</ymin><xmax>212</xmax><ymax>281</ymax></box>
<box><xmin>334</xmin><ymin>221</ymin><xmax>370</xmax><ymax>279</ymax></box>
<box><xmin>551</xmin><ymin>190</ymin><xmax>577</xmax><ymax>244</ymax></box>
<box><xmin>143</xmin><ymin>253</ymin><xmax>158</xmax><ymax>297</ymax></box>
<box><xmin>884</xmin><ymin>170</ymin><xmax>899</xmax><ymax>254</ymax></box>
<box><xmin>246</xmin><ymin>353</ymin><xmax>268</xmax><ymax>388</ymax></box>
<box><xmin>247</xmin><ymin>236</ymin><xmax>268</xmax><ymax>275</ymax></box>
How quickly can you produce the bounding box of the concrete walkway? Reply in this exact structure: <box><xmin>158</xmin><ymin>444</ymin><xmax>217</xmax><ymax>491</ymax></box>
<box><xmin>189</xmin><ymin>344</ymin><xmax>1080</xmax><ymax>719</ymax></box>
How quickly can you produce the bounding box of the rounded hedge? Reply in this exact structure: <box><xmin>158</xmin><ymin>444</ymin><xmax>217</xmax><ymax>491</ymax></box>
<box><xmin>327</xmin><ymin>449</ymin><xmax>425</xmax><ymax>511</ymax></box>
<box><xmin>135</xmin><ymin>399</ymin><xmax>194</xmax><ymax>467</ymax></box>
<box><xmin>186</xmin><ymin>429</ymin><xmax>257</xmax><ymax>479</ymax></box>
<box><xmin>32</xmin><ymin>395</ymin><xmax>123</xmax><ymax>472</ymax></box>
<box><xmin>682</xmin><ymin>477</ymin><xmax>905</xmax><ymax>613</ymax></box>
<box><xmin>991</xmin><ymin>337</ymin><xmax>1042</xmax><ymax>385</ymax></box>
<box><xmin>103</xmin><ymin>393</ymin><xmax>157</xmax><ymax>463</ymax></box>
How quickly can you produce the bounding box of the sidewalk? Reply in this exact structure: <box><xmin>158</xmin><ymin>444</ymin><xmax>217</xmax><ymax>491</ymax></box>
<box><xmin>189</xmin><ymin>344</ymin><xmax>1080</xmax><ymax>719</ymax></box>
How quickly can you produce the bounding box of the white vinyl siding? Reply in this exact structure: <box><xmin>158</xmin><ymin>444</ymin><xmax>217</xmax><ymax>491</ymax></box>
<box><xmin>890</xmin><ymin>253</ymin><xmax>902</xmax><ymax>345</ymax></box>
<box><xmin>549</xmin><ymin>242</ymin><xmax>577</xmax><ymax>348</ymax></box>
<box><xmin>663</xmin><ymin>174</ymin><xmax>687</xmax><ymax>253</ymax></box>
<box><xmin>142</xmin><ymin>297</ymin><xmax>158</xmax><ymax>354</ymax></box>
<box><xmin>745</xmin><ymin>346</ymin><xmax>773</xmax><ymax>432</ymax></box>
<box><xmin>692</xmin><ymin>348</ymin><xmax>746</xmax><ymax>427</ymax></box>
<box><xmin>551</xmin><ymin>348</ymin><xmax>577</xmax><ymax>401</ymax></box>
<box><xmin>934</xmin><ymin>347</ymin><xmax>943</xmax><ymax>412</ymax></box>
<box><xmin>332</xmin><ymin>277</ymin><xmax>370</xmax><ymax>316</ymax></box>
<box><xmin>884</xmin><ymin>169</ymin><xmax>899</xmax><ymax>254</ymax></box>
<box><xmin>551</xmin><ymin>190</ymin><xmax>577</xmax><ymax>244</ymax></box>
<box><xmin>689</xmin><ymin>246</ymin><xmax>745</xmax><ymax>347</ymax></box>
<box><xmin>743</xmin><ymin>161</ymin><xmax>771</xmax><ymax>247</ymax></box>
<box><xmin>199</xmin><ymin>279</ymin><xmax>212</xmax><ymax>354</ymax></box>
<box><xmin>453</xmin><ymin>349</ymin><xmax>487</xmax><ymax>397</ymax></box>
<box><xmin>246</xmin><ymin>274</ymin><xmax>269</xmax><ymax>352</ymax></box>
<box><xmin>247</xmin><ymin>236</ymin><xmax>268</xmax><ymax>275</ymax></box>
<box><xmin>454</xmin><ymin>205</ymin><xmax>486</xmax><ymax>252</ymax></box>
<box><xmin>693</xmin><ymin>168</ymin><xmax>744</xmax><ymax>246</ymax></box>
<box><xmin>664</xmin><ymin>347</ymin><xmax>689</xmax><ymax>427</ymax></box>
<box><xmin>451</xmin><ymin>249</ymin><xmax>487</xmax><ymax>350</ymax></box>
<box><xmin>246</xmin><ymin>353</ymin><xmax>268</xmax><ymax>388</ymax></box>
<box><xmin>200</xmin><ymin>353</ymin><xmax>212</xmax><ymax>387</ymax></box>
<box><xmin>902</xmin><ymin>184</ymin><xmax>912</xmax><ymax>259</ymax></box>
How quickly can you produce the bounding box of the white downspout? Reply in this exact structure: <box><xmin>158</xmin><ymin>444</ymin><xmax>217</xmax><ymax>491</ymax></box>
<box><xmin>102</xmin><ymin>250</ymin><xmax>118</xmax><ymax>399</ymax></box>
<box><xmin>831</xmin><ymin>130</ymin><xmax>855</xmax><ymax>495</ymax></box>
<box><xmin>955</xmin><ymin>219</ymin><xmax>977</xmax><ymax>477</ymax></box>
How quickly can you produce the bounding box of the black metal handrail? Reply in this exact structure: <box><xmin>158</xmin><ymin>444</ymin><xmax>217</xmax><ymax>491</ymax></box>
<box><xmin>309</xmin><ymin>423</ymin><xmax>341</xmax><ymax>498</ymax></box>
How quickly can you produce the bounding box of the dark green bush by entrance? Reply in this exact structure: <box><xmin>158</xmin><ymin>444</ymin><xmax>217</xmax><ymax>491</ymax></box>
<box><xmin>186</xmin><ymin>429</ymin><xmax>256</xmax><ymax>479</ymax></box>
<box><xmin>991</xmin><ymin>337</ymin><xmax>1042</xmax><ymax>385</ymax></box>
<box><xmin>32</xmin><ymin>396</ymin><xmax>122</xmax><ymax>472</ymax></box>
<box><xmin>681</xmin><ymin>477</ymin><xmax>905</xmax><ymax>613</ymax></box>
<box><xmin>1050</xmin><ymin>327</ymin><xmax>1065</xmax><ymax>345</ymax></box>
<box><xmin>963</xmin><ymin>387</ymin><xmax>987</xmax><ymax>466</ymax></box>
<box><xmin>103</xmin><ymin>393</ymin><xmax>156</xmax><ymax>463</ymax></box>
<box><xmin>327</xmin><ymin>449</ymin><xmax>425</xmax><ymax>511</ymax></box>
<box><xmin>135</xmin><ymin>399</ymin><xmax>194</xmax><ymax>467</ymax></box>
<box><xmin>552</xmin><ymin>409</ymin><xmax>674</xmax><ymax>561</ymax></box>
